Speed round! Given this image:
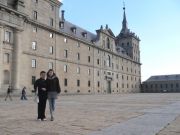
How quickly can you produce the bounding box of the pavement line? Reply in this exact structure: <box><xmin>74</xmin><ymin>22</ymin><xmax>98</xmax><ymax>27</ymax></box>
<box><xmin>88</xmin><ymin>101</ymin><xmax>180</xmax><ymax>135</ymax></box>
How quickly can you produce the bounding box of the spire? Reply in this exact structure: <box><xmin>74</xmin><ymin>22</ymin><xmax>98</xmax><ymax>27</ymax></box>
<box><xmin>120</xmin><ymin>2</ymin><xmax>129</xmax><ymax>34</ymax></box>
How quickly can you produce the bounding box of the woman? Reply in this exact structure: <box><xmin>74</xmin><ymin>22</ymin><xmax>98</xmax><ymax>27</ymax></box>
<box><xmin>46</xmin><ymin>69</ymin><xmax>61</xmax><ymax>121</ymax></box>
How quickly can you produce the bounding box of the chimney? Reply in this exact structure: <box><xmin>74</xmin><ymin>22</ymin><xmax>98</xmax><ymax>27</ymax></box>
<box><xmin>105</xmin><ymin>24</ymin><xmax>108</xmax><ymax>29</ymax></box>
<box><xmin>61</xmin><ymin>10</ymin><xmax>65</xmax><ymax>21</ymax></box>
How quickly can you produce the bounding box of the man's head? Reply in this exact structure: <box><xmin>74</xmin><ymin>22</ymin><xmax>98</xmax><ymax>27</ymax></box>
<box><xmin>40</xmin><ymin>71</ymin><xmax>46</xmax><ymax>79</ymax></box>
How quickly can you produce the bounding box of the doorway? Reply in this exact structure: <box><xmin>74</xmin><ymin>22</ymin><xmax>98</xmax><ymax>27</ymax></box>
<box><xmin>107</xmin><ymin>81</ymin><xmax>111</xmax><ymax>94</ymax></box>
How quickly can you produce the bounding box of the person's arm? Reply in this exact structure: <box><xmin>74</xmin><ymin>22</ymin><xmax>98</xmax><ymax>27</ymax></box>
<box><xmin>34</xmin><ymin>80</ymin><xmax>38</xmax><ymax>94</ymax></box>
<box><xmin>56</xmin><ymin>78</ymin><xmax>61</xmax><ymax>94</ymax></box>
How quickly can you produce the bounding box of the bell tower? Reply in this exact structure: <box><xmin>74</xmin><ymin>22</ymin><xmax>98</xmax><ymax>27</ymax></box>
<box><xmin>116</xmin><ymin>4</ymin><xmax>140</xmax><ymax>63</ymax></box>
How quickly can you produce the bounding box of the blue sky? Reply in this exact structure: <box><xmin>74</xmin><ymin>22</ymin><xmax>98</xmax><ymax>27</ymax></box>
<box><xmin>60</xmin><ymin>0</ymin><xmax>180</xmax><ymax>81</ymax></box>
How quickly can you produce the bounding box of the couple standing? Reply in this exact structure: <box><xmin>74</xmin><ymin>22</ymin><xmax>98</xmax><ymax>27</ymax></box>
<box><xmin>34</xmin><ymin>69</ymin><xmax>61</xmax><ymax>121</ymax></box>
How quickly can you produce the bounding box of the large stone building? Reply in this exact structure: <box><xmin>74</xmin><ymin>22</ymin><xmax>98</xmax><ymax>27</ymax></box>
<box><xmin>141</xmin><ymin>74</ymin><xmax>180</xmax><ymax>93</ymax></box>
<box><xmin>0</xmin><ymin>0</ymin><xmax>141</xmax><ymax>95</ymax></box>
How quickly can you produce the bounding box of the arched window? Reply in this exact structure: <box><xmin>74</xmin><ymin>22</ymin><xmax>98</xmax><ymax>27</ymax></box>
<box><xmin>3</xmin><ymin>70</ymin><xmax>10</xmax><ymax>84</ymax></box>
<box><xmin>107</xmin><ymin>38</ymin><xmax>110</xmax><ymax>49</ymax></box>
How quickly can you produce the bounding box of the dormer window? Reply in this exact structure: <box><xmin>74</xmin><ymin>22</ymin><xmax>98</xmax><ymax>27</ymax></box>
<box><xmin>82</xmin><ymin>32</ymin><xmax>87</xmax><ymax>38</ymax></box>
<box><xmin>59</xmin><ymin>22</ymin><xmax>64</xmax><ymax>29</ymax></box>
<box><xmin>71</xmin><ymin>27</ymin><xmax>76</xmax><ymax>34</ymax></box>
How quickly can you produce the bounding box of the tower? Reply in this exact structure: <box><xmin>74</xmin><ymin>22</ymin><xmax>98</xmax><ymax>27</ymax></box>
<box><xmin>116</xmin><ymin>5</ymin><xmax>140</xmax><ymax>63</ymax></box>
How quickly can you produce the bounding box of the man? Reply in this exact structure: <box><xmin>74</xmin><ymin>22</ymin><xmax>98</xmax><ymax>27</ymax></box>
<box><xmin>5</xmin><ymin>86</ymin><xmax>12</xmax><ymax>101</ymax></box>
<box><xmin>34</xmin><ymin>71</ymin><xmax>47</xmax><ymax>121</ymax></box>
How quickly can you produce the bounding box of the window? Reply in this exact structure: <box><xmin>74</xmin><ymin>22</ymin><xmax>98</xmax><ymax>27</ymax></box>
<box><xmin>33</xmin><ymin>11</ymin><xmax>37</xmax><ymax>20</ymax></box>
<box><xmin>60</xmin><ymin>22</ymin><xmax>64</xmax><ymax>29</ymax></box>
<box><xmin>88</xmin><ymin>80</ymin><xmax>91</xmax><ymax>87</ymax></box>
<box><xmin>50</xmin><ymin>18</ymin><xmax>53</xmax><ymax>26</ymax></box>
<box><xmin>33</xmin><ymin>27</ymin><xmax>37</xmax><ymax>33</ymax></box>
<box><xmin>64</xmin><ymin>38</ymin><xmax>68</xmax><ymax>43</ymax></box>
<box><xmin>107</xmin><ymin>38</ymin><xmax>110</xmax><ymax>49</ymax></box>
<box><xmin>32</xmin><ymin>76</ymin><xmax>36</xmax><ymax>85</ymax></box>
<box><xmin>97</xmin><ymin>71</ymin><xmax>100</xmax><ymax>76</ymax></box>
<box><xmin>97</xmin><ymin>59</ymin><xmax>100</xmax><ymax>65</ymax></box>
<box><xmin>4</xmin><ymin>53</ymin><xmax>10</xmax><ymax>63</ymax></box>
<box><xmin>64</xmin><ymin>65</ymin><xmax>67</xmax><ymax>72</ymax></box>
<box><xmin>88</xmin><ymin>56</ymin><xmax>90</xmax><ymax>63</ymax></box>
<box><xmin>77</xmin><ymin>80</ymin><xmax>80</xmax><ymax>87</ymax></box>
<box><xmin>64</xmin><ymin>78</ymin><xmax>67</xmax><ymax>86</ymax></box>
<box><xmin>77</xmin><ymin>53</ymin><xmax>80</xmax><ymax>60</ymax></box>
<box><xmin>77</xmin><ymin>67</ymin><xmax>80</xmax><ymax>74</ymax></box>
<box><xmin>127</xmin><ymin>76</ymin><xmax>128</xmax><ymax>80</ymax></box>
<box><xmin>50</xmin><ymin>33</ymin><xmax>53</xmax><ymax>38</ymax></box>
<box><xmin>122</xmin><ymin>75</ymin><xmax>124</xmax><ymax>80</ymax></box>
<box><xmin>176</xmin><ymin>83</ymin><xmax>179</xmax><ymax>88</ymax></box>
<box><xmin>98</xmin><ymin>81</ymin><xmax>100</xmax><ymax>87</ymax></box>
<box><xmin>49</xmin><ymin>46</ymin><xmax>53</xmax><ymax>54</ymax></box>
<box><xmin>32</xmin><ymin>41</ymin><xmax>37</xmax><ymax>50</ymax></box>
<box><xmin>117</xmin><ymin>83</ymin><xmax>118</xmax><ymax>88</ymax></box>
<box><xmin>48</xmin><ymin>62</ymin><xmax>53</xmax><ymax>69</ymax></box>
<box><xmin>5</xmin><ymin>31</ymin><xmax>11</xmax><ymax>43</ymax></box>
<box><xmin>72</xmin><ymin>28</ymin><xmax>76</xmax><ymax>34</ymax></box>
<box><xmin>64</xmin><ymin>50</ymin><xmax>68</xmax><ymax>58</ymax></box>
<box><xmin>32</xmin><ymin>59</ymin><xmax>36</xmax><ymax>68</ymax></box>
<box><xmin>116</xmin><ymin>74</ymin><xmax>119</xmax><ymax>79</ymax></box>
<box><xmin>88</xmin><ymin>46</ymin><xmax>90</xmax><ymax>51</ymax></box>
<box><xmin>82</xmin><ymin>32</ymin><xmax>87</xmax><ymax>38</ymax></box>
<box><xmin>88</xmin><ymin>69</ymin><xmax>91</xmax><ymax>75</ymax></box>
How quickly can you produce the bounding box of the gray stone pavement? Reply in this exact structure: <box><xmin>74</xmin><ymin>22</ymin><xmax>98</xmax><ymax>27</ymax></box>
<box><xmin>0</xmin><ymin>93</ymin><xmax>180</xmax><ymax>135</ymax></box>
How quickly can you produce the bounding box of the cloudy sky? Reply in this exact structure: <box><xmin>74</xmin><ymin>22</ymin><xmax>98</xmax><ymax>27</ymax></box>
<box><xmin>60</xmin><ymin>0</ymin><xmax>180</xmax><ymax>81</ymax></box>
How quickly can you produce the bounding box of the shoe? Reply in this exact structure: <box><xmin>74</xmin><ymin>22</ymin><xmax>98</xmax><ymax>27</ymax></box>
<box><xmin>50</xmin><ymin>116</ymin><xmax>54</xmax><ymax>121</ymax></box>
<box><xmin>37</xmin><ymin>118</ymin><xmax>41</xmax><ymax>121</ymax></box>
<box><xmin>42</xmin><ymin>118</ymin><xmax>47</xmax><ymax>121</ymax></box>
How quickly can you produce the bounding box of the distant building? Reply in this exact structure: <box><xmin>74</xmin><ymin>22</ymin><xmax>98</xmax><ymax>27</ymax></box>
<box><xmin>141</xmin><ymin>75</ymin><xmax>180</xmax><ymax>93</ymax></box>
<box><xmin>0</xmin><ymin>0</ymin><xmax>141</xmax><ymax>94</ymax></box>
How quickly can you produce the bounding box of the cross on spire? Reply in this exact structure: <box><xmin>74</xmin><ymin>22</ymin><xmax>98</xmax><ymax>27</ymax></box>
<box><xmin>120</xmin><ymin>1</ymin><xmax>128</xmax><ymax>34</ymax></box>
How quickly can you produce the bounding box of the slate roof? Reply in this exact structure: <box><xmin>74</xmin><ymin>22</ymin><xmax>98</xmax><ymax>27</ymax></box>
<box><xmin>59</xmin><ymin>20</ymin><xmax>97</xmax><ymax>44</ymax></box>
<box><xmin>59</xmin><ymin>20</ymin><xmax>132</xmax><ymax>60</ymax></box>
<box><xmin>145</xmin><ymin>74</ymin><xmax>180</xmax><ymax>82</ymax></box>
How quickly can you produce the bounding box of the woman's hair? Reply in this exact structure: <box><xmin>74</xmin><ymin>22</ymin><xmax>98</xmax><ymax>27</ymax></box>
<box><xmin>47</xmin><ymin>69</ymin><xmax>55</xmax><ymax>77</ymax></box>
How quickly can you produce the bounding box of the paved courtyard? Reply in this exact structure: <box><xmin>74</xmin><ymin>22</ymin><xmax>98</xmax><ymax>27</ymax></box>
<box><xmin>1</xmin><ymin>93</ymin><xmax>180</xmax><ymax>135</ymax></box>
